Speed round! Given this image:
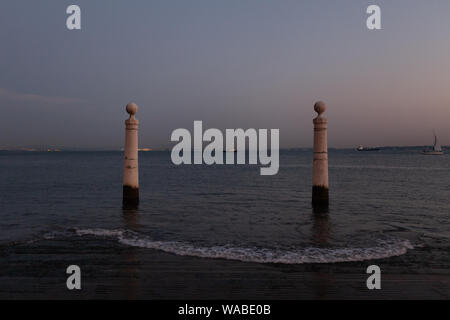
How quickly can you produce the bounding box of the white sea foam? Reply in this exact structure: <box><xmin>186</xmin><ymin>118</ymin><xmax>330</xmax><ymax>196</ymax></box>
<box><xmin>75</xmin><ymin>228</ymin><xmax>124</xmax><ymax>237</ymax></box>
<box><xmin>74</xmin><ymin>228</ymin><xmax>414</xmax><ymax>264</ymax></box>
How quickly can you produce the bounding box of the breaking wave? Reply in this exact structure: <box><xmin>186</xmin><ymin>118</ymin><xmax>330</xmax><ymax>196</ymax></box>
<box><xmin>74</xmin><ymin>228</ymin><xmax>414</xmax><ymax>264</ymax></box>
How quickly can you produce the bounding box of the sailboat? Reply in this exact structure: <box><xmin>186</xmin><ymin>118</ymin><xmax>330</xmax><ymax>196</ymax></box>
<box><xmin>422</xmin><ymin>131</ymin><xmax>443</xmax><ymax>155</ymax></box>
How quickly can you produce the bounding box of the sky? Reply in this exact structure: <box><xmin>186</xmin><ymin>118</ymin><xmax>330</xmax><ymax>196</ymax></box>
<box><xmin>0</xmin><ymin>0</ymin><xmax>449</xmax><ymax>149</ymax></box>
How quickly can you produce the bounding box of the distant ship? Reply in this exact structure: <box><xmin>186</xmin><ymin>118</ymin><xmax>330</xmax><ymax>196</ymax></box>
<box><xmin>356</xmin><ymin>145</ymin><xmax>380</xmax><ymax>152</ymax></box>
<box><xmin>422</xmin><ymin>132</ymin><xmax>443</xmax><ymax>155</ymax></box>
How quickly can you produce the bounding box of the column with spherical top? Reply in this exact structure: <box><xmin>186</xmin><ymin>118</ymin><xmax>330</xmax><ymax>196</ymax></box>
<box><xmin>312</xmin><ymin>101</ymin><xmax>329</xmax><ymax>205</ymax></box>
<box><xmin>123</xmin><ymin>102</ymin><xmax>139</xmax><ymax>206</ymax></box>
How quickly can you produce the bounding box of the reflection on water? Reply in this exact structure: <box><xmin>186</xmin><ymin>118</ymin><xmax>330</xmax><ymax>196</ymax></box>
<box><xmin>312</xmin><ymin>204</ymin><xmax>330</xmax><ymax>246</ymax></box>
<box><xmin>312</xmin><ymin>204</ymin><xmax>332</xmax><ymax>298</ymax></box>
<box><xmin>121</xmin><ymin>206</ymin><xmax>140</xmax><ymax>298</ymax></box>
<box><xmin>122</xmin><ymin>205</ymin><xmax>140</xmax><ymax>230</ymax></box>
<box><xmin>313</xmin><ymin>271</ymin><xmax>333</xmax><ymax>299</ymax></box>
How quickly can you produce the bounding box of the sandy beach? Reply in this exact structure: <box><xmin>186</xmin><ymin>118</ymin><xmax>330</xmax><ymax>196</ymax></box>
<box><xmin>1</xmin><ymin>236</ymin><xmax>448</xmax><ymax>300</ymax></box>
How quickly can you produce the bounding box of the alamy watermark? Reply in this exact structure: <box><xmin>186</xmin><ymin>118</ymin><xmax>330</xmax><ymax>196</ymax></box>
<box><xmin>171</xmin><ymin>121</ymin><xmax>279</xmax><ymax>176</ymax></box>
<box><xmin>66</xmin><ymin>5</ymin><xmax>81</xmax><ymax>30</ymax></box>
<box><xmin>66</xmin><ymin>265</ymin><xmax>81</xmax><ymax>290</ymax></box>
<box><xmin>366</xmin><ymin>265</ymin><xmax>381</xmax><ymax>289</ymax></box>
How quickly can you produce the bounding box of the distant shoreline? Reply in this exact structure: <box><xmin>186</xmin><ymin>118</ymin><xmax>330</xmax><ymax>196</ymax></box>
<box><xmin>0</xmin><ymin>146</ymin><xmax>447</xmax><ymax>152</ymax></box>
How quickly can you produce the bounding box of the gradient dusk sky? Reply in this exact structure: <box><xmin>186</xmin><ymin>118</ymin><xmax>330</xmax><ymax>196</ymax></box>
<box><xmin>0</xmin><ymin>0</ymin><xmax>449</xmax><ymax>149</ymax></box>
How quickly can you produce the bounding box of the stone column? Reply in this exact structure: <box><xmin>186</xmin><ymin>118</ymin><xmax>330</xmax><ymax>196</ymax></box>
<box><xmin>312</xmin><ymin>101</ymin><xmax>329</xmax><ymax>205</ymax></box>
<box><xmin>123</xmin><ymin>102</ymin><xmax>139</xmax><ymax>206</ymax></box>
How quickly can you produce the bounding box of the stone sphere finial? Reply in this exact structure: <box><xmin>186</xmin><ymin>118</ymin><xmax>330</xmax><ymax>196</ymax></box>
<box><xmin>126</xmin><ymin>102</ymin><xmax>138</xmax><ymax>115</ymax></box>
<box><xmin>314</xmin><ymin>101</ymin><xmax>326</xmax><ymax>116</ymax></box>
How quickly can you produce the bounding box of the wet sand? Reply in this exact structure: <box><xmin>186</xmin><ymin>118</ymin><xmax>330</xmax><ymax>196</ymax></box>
<box><xmin>0</xmin><ymin>237</ymin><xmax>448</xmax><ymax>299</ymax></box>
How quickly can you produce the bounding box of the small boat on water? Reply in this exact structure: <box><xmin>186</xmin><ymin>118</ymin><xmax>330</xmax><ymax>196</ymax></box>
<box><xmin>422</xmin><ymin>131</ymin><xmax>443</xmax><ymax>155</ymax></box>
<box><xmin>356</xmin><ymin>145</ymin><xmax>380</xmax><ymax>152</ymax></box>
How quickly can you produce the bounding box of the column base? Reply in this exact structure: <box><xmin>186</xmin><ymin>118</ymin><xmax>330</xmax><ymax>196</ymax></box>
<box><xmin>123</xmin><ymin>185</ymin><xmax>139</xmax><ymax>207</ymax></box>
<box><xmin>312</xmin><ymin>185</ymin><xmax>329</xmax><ymax>205</ymax></box>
